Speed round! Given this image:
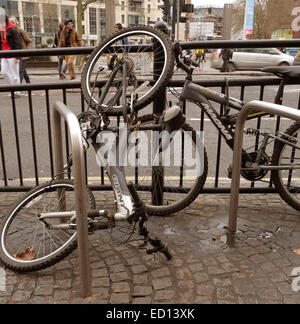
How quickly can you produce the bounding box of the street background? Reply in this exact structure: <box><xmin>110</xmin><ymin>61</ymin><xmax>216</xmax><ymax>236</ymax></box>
<box><xmin>1</xmin><ymin>58</ymin><xmax>299</xmax><ymax>189</ymax></box>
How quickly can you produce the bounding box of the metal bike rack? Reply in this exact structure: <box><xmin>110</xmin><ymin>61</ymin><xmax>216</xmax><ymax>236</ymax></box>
<box><xmin>53</xmin><ymin>102</ymin><xmax>92</xmax><ymax>298</ymax></box>
<box><xmin>228</xmin><ymin>100</ymin><xmax>300</xmax><ymax>235</ymax></box>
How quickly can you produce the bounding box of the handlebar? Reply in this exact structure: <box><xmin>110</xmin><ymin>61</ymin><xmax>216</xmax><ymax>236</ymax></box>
<box><xmin>173</xmin><ymin>42</ymin><xmax>200</xmax><ymax>77</ymax></box>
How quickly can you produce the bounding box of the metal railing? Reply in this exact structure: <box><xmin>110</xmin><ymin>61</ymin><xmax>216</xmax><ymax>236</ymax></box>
<box><xmin>1</xmin><ymin>39</ymin><xmax>300</xmax><ymax>193</ymax></box>
<box><xmin>53</xmin><ymin>101</ymin><xmax>91</xmax><ymax>298</ymax></box>
<box><xmin>228</xmin><ymin>100</ymin><xmax>300</xmax><ymax>235</ymax></box>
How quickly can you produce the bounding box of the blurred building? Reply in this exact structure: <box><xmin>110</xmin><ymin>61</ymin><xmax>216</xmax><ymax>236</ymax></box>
<box><xmin>191</xmin><ymin>5</ymin><xmax>224</xmax><ymax>40</ymax></box>
<box><xmin>0</xmin><ymin>0</ymin><xmax>164</xmax><ymax>46</ymax></box>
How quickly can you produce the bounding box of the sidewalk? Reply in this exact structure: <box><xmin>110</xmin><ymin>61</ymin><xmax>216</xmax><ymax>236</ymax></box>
<box><xmin>0</xmin><ymin>66</ymin><xmax>271</xmax><ymax>80</ymax></box>
<box><xmin>0</xmin><ymin>191</ymin><xmax>300</xmax><ymax>304</ymax></box>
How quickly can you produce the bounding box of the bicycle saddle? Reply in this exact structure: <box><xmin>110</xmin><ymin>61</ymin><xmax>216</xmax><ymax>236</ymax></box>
<box><xmin>261</xmin><ymin>66</ymin><xmax>300</xmax><ymax>79</ymax></box>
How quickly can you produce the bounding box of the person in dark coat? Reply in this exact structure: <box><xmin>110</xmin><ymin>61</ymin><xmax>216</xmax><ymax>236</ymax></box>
<box><xmin>219</xmin><ymin>48</ymin><xmax>233</xmax><ymax>72</ymax></box>
<box><xmin>9</xmin><ymin>16</ymin><xmax>32</xmax><ymax>84</ymax></box>
<box><xmin>54</xmin><ymin>21</ymin><xmax>68</xmax><ymax>79</ymax></box>
<box><xmin>0</xmin><ymin>15</ymin><xmax>22</xmax><ymax>97</ymax></box>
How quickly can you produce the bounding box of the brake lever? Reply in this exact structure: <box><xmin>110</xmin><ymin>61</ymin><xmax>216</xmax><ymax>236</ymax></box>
<box><xmin>173</xmin><ymin>43</ymin><xmax>194</xmax><ymax>77</ymax></box>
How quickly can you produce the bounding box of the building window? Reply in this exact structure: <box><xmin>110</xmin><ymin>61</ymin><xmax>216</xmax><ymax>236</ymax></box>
<box><xmin>0</xmin><ymin>0</ymin><xmax>19</xmax><ymax>21</ymax></box>
<box><xmin>99</xmin><ymin>8</ymin><xmax>106</xmax><ymax>39</ymax></box>
<box><xmin>89</xmin><ymin>7</ymin><xmax>97</xmax><ymax>35</ymax></box>
<box><xmin>128</xmin><ymin>14</ymin><xmax>145</xmax><ymax>26</ymax></box>
<box><xmin>129</xmin><ymin>2</ymin><xmax>143</xmax><ymax>13</ymax></box>
<box><xmin>22</xmin><ymin>2</ymin><xmax>40</xmax><ymax>34</ymax></box>
<box><xmin>43</xmin><ymin>4</ymin><xmax>58</xmax><ymax>36</ymax></box>
<box><xmin>61</xmin><ymin>5</ymin><xmax>76</xmax><ymax>28</ymax></box>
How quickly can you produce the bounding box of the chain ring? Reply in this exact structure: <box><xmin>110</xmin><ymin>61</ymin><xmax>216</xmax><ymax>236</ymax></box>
<box><xmin>241</xmin><ymin>152</ymin><xmax>269</xmax><ymax>181</ymax></box>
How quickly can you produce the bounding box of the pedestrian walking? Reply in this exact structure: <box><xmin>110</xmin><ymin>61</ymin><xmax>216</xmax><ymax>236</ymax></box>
<box><xmin>58</xmin><ymin>19</ymin><xmax>82</xmax><ymax>80</ymax></box>
<box><xmin>54</xmin><ymin>21</ymin><xmax>68</xmax><ymax>80</ymax></box>
<box><xmin>9</xmin><ymin>16</ymin><xmax>32</xmax><ymax>84</ymax></box>
<box><xmin>219</xmin><ymin>48</ymin><xmax>233</xmax><ymax>72</ymax></box>
<box><xmin>0</xmin><ymin>14</ymin><xmax>22</xmax><ymax>97</ymax></box>
<box><xmin>195</xmin><ymin>48</ymin><xmax>206</xmax><ymax>63</ymax></box>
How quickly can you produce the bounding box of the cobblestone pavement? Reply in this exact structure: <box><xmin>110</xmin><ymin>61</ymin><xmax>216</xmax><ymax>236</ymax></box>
<box><xmin>0</xmin><ymin>191</ymin><xmax>300</xmax><ymax>304</ymax></box>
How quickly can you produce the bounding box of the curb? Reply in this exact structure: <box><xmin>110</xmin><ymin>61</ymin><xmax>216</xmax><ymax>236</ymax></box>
<box><xmin>0</xmin><ymin>69</ymin><xmax>271</xmax><ymax>79</ymax></box>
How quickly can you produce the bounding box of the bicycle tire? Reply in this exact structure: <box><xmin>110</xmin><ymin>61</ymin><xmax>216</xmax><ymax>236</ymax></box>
<box><xmin>126</xmin><ymin>114</ymin><xmax>208</xmax><ymax>216</ymax></box>
<box><xmin>0</xmin><ymin>180</ymin><xmax>96</xmax><ymax>273</ymax></box>
<box><xmin>272</xmin><ymin>122</ymin><xmax>300</xmax><ymax>211</ymax></box>
<box><xmin>81</xmin><ymin>26</ymin><xmax>174</xmax><ymax>115</ymax></box>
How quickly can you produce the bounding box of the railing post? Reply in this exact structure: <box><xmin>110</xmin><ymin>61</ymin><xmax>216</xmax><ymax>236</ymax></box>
<box><xmin>53</xmin><ymin>102</ymin><xmax>92</xmax><ymax>298</ymax></box>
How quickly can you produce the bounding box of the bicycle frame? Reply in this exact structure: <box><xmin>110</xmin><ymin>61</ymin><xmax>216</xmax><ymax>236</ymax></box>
<box><xmin>180</xmin><ymin>79</ymin><xmax>238</xmax><ymax>148</ymax></box>
<box><xmin>179</xmin><ymin>79</ymin><xmax>300</xmax><ymax>171</ymax></box>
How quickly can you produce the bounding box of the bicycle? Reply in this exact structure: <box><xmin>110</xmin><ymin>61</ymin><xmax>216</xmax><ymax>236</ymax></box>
<box><xmin>81</xmin><ymin>25</ymin><xmax>300</xmax><ymax>214</ymax></box>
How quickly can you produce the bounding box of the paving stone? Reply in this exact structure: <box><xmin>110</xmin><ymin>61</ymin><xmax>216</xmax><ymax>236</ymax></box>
<box><xmin>109</xmin><ymin>264</ymin><xmax>126</xmax><ymax>273</ymax></box>
<box><xmin>132</xmin><ymin>297</ymin><xmax>151</xmax><ymax>304</ymax></box>
<box><xmin>111</xmin><ymin>282</ymin><xmax>130</xmax><ymax>293</ymax></box>
<box><xmin>34</xmin><ymin>285</ymin><xmax>53</xmax><ymax>296</ymax></box>
<box><xmin>92</xmin><ymin>268</ymin><xmax>109</xmax><ymax>278</ymax></box>
<box><xmin>110</xmin><ymin>272</ymin><xmax>130</xmax><ymax>282</ymax></box>
<box><xmin>176</xmin><ymin>268</ymin><xmax>193</xmax><ymax>280</ymax></box>
<box><xmin>109</xmin><ymin>293</ymin><xmax>130</xmax><ymax>304</ymax></box>
<box><xmin>133</xmin><ymin>286</ymin><xmax>153</xmax><ymax>297</ymax></box>
<box><xmin>193</xmin><ymin>272</ymin><xmax>210</xmax><ymax>283</ymax></box>
<box><xmin>53</xmin><ymin>289</ymin><xmax>71</xmax><ymax>301</ymax></box>
<box><xmin>92</xmin><ymin>277</ymin><xmax>110</xmax><ymax>287</ymax></box>
<box><xmin>131</xmin><ymin>265</ymin><xmax>148</xmax><ymax>274</ymax></box>
<box><xmin>153</xmin><ymin>289</ymin><xmax>175</xmax><ymax>301</ymax></box>
<box><xmin>196</xmin><ymin>284</ymin><xmax>216</xmax><ymax>297</ymax></box>
<box><xmin>151</xmin><ymin>267</ymin><xmax>170</xmax><ymax>278</ymax></box>
<box><xmin>189</xmin><ymin>262</ymin><xmax>204</xmax><ymax>273</ymax></box>
<box><xmin>152</xmin><ymin>277</ymin><xmax>173</xmax><ymax>290</ymax></box>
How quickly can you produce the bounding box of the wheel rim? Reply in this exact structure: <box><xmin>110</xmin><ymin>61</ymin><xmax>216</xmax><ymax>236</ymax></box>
<box><xmin>277</xmin><ymin>129</ymin><xmax>300</xmax><ymax>207</ymax></box>
<box><xmin>83</xmin><ymin>29</ymin><xmax>170</xmax><ymax>111</ymax></box>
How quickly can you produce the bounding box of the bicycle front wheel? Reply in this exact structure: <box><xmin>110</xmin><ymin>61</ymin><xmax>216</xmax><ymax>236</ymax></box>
<box><xmin>272</xmin><ymin>122</ymin><xmax>300</xmax><ymax>211</ymax></box>
<box><xmin>81</xmin><ymin>26</ymin><xmax>174</xmax><ymax>115</ymax></box>
<box><xmin>125</xmin><ymin>115</ymin><xmax>208</xmax><ymax>216</ymax></box>
<box><xmin>0</xmin><ymin>180</ymin><xmax>96</xmax><ymax>272</ymax></box>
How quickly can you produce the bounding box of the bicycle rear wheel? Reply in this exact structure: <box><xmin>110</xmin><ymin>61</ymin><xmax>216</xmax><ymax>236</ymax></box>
<box><xmin>272</xmin><ymin>122</ymin><xmax>300</xmax><ymax>211</ymax></box>
<box><xmin>81</xmin><ymin>26</ymin><xmax>174</xmax><ymax>115</ymax></box>
<box><xmin>0</xmin><ymin>180</ymin><xmax>96</xmax><ymax>272</ymax></box>
<box><xmin>125</xmin><ymin>115</ymin><xmax>208</xmax><ymax>216</ymax></box>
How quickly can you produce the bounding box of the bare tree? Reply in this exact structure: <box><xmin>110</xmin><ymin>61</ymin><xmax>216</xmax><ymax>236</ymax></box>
<box><xmin>232</xmin><ymin>0</ymin><xmax>294</xmax><ymax>39</ymax></box>
<box><xmin>76</xmin><ymin>0</ymin><xmax>97</xmax><ymax>37</ymax></box>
